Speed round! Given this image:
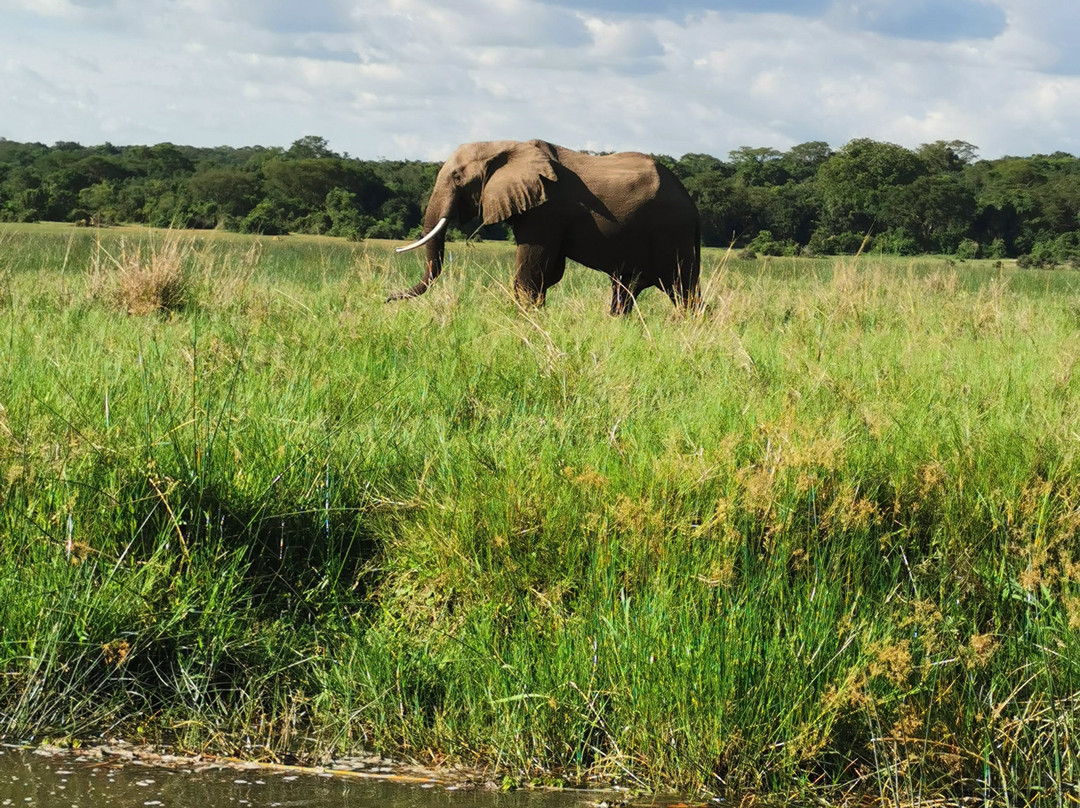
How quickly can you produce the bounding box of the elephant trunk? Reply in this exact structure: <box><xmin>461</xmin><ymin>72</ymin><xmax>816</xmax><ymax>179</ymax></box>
<box><xmin>387</xmin><ymin>185</ymin><xmax>455</xmax><ymax>302</ymax></box>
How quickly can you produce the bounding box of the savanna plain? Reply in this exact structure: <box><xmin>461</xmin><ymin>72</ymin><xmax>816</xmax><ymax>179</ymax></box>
<box><xmin>1</xmin><ymin>224</ymin><xmax>1079</xmax><ymax>806</ymax></box>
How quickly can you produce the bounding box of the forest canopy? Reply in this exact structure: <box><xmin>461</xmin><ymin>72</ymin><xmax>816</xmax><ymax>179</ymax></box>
<box><xmin>3</xmin><ymin>134</ymin><xmax>1080</xmax><ymax>263</ymax></box>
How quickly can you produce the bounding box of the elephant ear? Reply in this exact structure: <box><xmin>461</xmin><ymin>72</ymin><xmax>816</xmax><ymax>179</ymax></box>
<box><xmin>480</xmin><ymin>142</ymin><xmax>558</xmax><ymax>225</ymax></box>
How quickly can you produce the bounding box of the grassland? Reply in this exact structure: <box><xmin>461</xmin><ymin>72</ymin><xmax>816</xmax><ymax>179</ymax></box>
<box><xmin>1</xmin><ymin>223</ymin><xmax>1079</xmax><ymax>805</ymax></box>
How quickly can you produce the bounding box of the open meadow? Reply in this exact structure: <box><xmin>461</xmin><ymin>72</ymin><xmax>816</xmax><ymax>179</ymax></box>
<box><xmin>1</xmin><ymin>224</ymin><xmax>1079</xmax><ymax>804</ymax></box>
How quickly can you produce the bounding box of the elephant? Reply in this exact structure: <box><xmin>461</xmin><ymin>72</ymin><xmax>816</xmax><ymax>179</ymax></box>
<box><xmin>389</xmin><ymin>139</ymin><xmax>700</xmax><ymax>315</ymax></box>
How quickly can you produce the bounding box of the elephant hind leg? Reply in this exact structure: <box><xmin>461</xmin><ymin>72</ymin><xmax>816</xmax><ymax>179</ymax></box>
<box><xmin>663</xmin><ymin>273</ymin><xmax>700</xmax><ymax>310</ymax></box>
<box><xmin>660</xmin><ymin>249</ymin><xmax>701</xmax><ymax>311</ymax></box>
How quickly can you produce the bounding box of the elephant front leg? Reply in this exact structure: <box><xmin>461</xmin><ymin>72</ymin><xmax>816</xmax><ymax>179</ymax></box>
<box><xmin>610</xmin><ymin>274</ymin><xmax>642</xmax><ymax>315</ymax></box>
<box><xmin>513</xmin><ymin>243</ymin><xmax>565</xmax><ymax>307</ymax></box>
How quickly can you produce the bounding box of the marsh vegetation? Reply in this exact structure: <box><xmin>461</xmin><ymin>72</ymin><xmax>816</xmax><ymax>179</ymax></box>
<box><xmin>1</xmin><ymin>225</ymin><xmax>1079</xmax><ymax>804</ymax></box>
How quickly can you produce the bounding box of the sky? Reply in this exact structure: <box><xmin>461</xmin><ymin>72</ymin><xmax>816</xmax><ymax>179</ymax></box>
<box><xmin>1</xmin><ymin>0</ymin><xmax>1079</xmax><ymax>162</ymax></box>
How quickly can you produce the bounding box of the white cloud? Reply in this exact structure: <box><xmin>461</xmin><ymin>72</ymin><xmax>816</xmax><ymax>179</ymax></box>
<box><xmin>0</xmin><ymin>0</ymin><xmax>1079</xmax><ymax>159</ymax></box>
<box><xmin>991</xmin><ymin>0</ymin><xmax>1080</xmax><ymax>74</ymax></box>
<box><xmin>388</xmin><ymin>0</ymin><xmax>587</xmax><ymax>49</ymax></box>
<box><xmin>582</xmin><ymin>16</ymin><xmax>665</xmax><ymax>73</ymax></box>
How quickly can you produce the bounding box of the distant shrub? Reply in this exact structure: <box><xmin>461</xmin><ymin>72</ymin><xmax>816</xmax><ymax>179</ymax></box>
<box><xmin>748</xmin><ymin>229</ymin><xmax>799</xmax><ymax>257</ymax></box>
<box><xmin>145</xmin><ymin>195</ymin><xmax>189</xmax><ymax>230</ymax></box>
<box><xmin>293</xmin><ymin>211</ymin><xmax>331</xmax><ymax>235</ymax></box>
<box><xmin>807</xmin><ymin>231</ymin><xmax>831</xmax><ymax>255</ymax></box>
<box><xmin>748</xmin><ymin>230</ymin><xmax>781</xmax><ymax>255</ymax></box>
<box><xmin>986</xmin><ymin>238</ymin><xmax>1008</xmax><ymax>259</ymax></box>
<box><xmin>366</xmin><ymin>217</ymin><xmax>407</xmax><ymax>240</ymax></box>
<box><xmin>326</xmin><ymin>188</ymin><xmax>371</xmax><ymax>238</ymax></box>
<box><xmin>809</xmin><ymin>230</ymin><xmax>868</xmax><ymax>255</ymax></box>
<box><xmin>736</xmin><ymin>248</ymin><xmax>758</xmax><ymax>261</ymax></box>
<box><xmin>873</xmin><ymin>229</ymin><xmax>920</xmax><ymax>255</ymax></box>
<box><xmin>955</xmin><ymin>239</ymin><xmax>981</xmax><ymax>259</ymax></box>
<box><xmin>240</xmin><ymin>200</ymin><xmax>288</xmax><ymax>235</ymax></box>
<box><xmin>1017</xmin><ymin>244</ymin><xmax>1057</xmax><ymax>269</ymax></box>
<box><xmin>1018</xmin><ymin>231</ymin><xmax>1080</xmax><ymax>268</ymax></box>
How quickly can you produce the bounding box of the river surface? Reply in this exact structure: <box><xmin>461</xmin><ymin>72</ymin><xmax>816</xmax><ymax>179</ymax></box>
<box><xmin>0</xmin><ymin>745</ymin><xmax>647</xmax><ymax>808</ymax></box>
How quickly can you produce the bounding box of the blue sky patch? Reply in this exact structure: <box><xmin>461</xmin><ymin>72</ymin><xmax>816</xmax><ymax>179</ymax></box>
<box><xmin>851</xmin><ymin>0</ymin><xmax>1007</xmax><ymax>42</ymax></box>
<box><xmin>542</xmin><ymin>0</ymin><xmax>831</xmax><ymax>14</ymax></box>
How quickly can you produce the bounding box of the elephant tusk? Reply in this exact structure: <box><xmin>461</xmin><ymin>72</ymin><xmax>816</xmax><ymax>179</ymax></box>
<box><xmin>394</xmin><ymin>217</ymin><xmax>448</xmax><ymax>253</ymax></box>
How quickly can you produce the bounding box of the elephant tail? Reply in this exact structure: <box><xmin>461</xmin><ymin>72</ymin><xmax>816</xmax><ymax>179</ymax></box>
<box><xmin>687</xmin><ymin>219</ymin><xmax>702</xmax><ymax>311</ymax></box>
<box><xmin>695</xmin><ymin>220</ymin><xmax>701</xmax><ymax>273</ymax></box>
<box><xmin>696</xmin><ymin>233</ymin><xmax>703</xmax><ymax>305</ymax></box>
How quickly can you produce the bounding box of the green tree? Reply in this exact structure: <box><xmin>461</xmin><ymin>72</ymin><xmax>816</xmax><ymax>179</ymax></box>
<box><xmin>815</xmin><ymin>138</ymin><xmax>926</xmax><ymax>237</ymax></box>
<box><xmin>240</xmin><ymin>199</ymin><xmax>288</xmax><ymax>235</ymax></box>
<box><xmin>917</xmin><ymin>140</ymin><xmax>978</xmax><ymax>173</ymax></box>
<box><xmin>325</xmin><ymin>187</ymin><xmax>368</xmax><ymax>237</ymax></box>
<box><xmin>126</xmin><ymin>143</ymin><xmax>194</xmax><ymax>179</ymax></box>
<box><xmin>763</xmin><ymin>181</ymin><xmax>820</xmax><ymax>245</ymax></box>
<box><xmin>187</xmin><ymin>168</ymin><xmax>259</xmax><ymax>219</ymax></box>
<box><xmin>729</xmin><ymin>146</ymin><xmax>787</xmax><ymax>186</ymax></box>
<box><xmin>780</xmin><ymin>141</ymin><xmax>832</xmax><ymax>182</ymax></box>
<box><xmin>684</xmin><ymin>172</ymin><xmax>767</xmax><ymax>247</ymax></box>
<box><xmin>78</xmin><ymin>181</ymin><xmax>121</xmax><ymax>225</ymax></box>
<box><xmin>287</xmin><ymin>135</ymin><xmax>337</xmax><ymax>160</ymax></box>
<box><xmin>671</xmin><ymin>152</ymin><xmax>731</xmax><ymax>181</ymax></box>
<box><xmin>882</xmin><ymin>174</ymin><xmax>976</xmax><ymax>253</ymax></box>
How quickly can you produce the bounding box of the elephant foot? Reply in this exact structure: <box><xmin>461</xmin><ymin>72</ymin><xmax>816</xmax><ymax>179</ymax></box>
<box><xmin>512</xmin><ymin>277</ymin><xmax>548</xmax><ymax>308</ymax></box>
<box><xmin>513</xmin><ymin>287</ymin><xmax>546</xmax><ymax>309</ymax></box>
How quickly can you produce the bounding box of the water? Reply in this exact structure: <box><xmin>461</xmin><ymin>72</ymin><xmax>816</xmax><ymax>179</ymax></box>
<box><xmin>0</xmin><ymin>745</ymin><xmax>617</xmax><ymax>808</ymax></box>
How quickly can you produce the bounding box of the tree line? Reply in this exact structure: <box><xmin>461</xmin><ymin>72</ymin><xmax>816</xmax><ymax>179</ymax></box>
<box><xmin>3</xmin><ymin>134</ymin><xmax>1080</xmax><ymax>263</ymax></box>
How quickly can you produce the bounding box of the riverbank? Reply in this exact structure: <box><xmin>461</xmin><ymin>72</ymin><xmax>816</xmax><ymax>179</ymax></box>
<box><xmin>1</xmin><ymin>742</ymin><xmax>615</xmax><ymax>807</ymax></box>
<box><xmin>1</xmin><ymin>226</ymin><xmax>1078</xmax><ymax>804</ymax></box>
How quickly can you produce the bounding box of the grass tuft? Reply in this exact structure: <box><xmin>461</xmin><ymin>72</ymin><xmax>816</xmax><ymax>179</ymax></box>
<box><xmin>113</xmin><ymin>237</ymin><xmax>190</xmax><ymax>315</ymax></box>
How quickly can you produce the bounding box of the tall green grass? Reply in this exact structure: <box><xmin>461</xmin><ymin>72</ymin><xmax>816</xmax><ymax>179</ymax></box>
<box><xmin>1</xmin><ymin>224</ymin><xmax>1079</xmax><ymax>804</ymax></box>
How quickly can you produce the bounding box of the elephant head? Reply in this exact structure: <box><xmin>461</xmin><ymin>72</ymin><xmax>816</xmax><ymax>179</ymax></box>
<box><xmin>388</xmin><ymin>140</ymin><xmax>558</xmax><ymax>300</ymax></box>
